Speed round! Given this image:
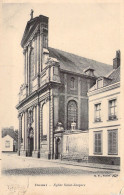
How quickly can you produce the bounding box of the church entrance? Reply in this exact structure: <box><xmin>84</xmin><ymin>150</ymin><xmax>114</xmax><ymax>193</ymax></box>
<box><xmin>28</xmin><ymin>127</ymin><xmax>34</xmax><ymax>156</ymax></box>
<box><xmin>29</xmin><ymin>137</ymin><xmax>33</xmax><ymax>156</ymax></box>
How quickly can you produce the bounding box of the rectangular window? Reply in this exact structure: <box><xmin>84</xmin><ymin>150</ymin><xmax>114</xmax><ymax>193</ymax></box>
<box><xmin>5</xmin><ymin>140</ymin><xmax>10</xmax><ymax>148</ymax></box>
<box><xmin>108</xmin><ymin>130</ymin><xmax>118</xmax><ymax>155</ymax></box>
<box><xmin>109</xmin><ymin>99</ymin><xmax>117</xmax><ymax>120</ymax></box>
<box><xmin>70</xmin><ymin>77</ymin><xmax>75</xmax><ymax>89</ymax></box>
<box><xmin>94</xmin><ymin>103</ymin><xmax>101</xmax><ymax>122</ymax></box>
<box><xmin>94</xmin><ymin>131</ymin><xmax>102</xmax><ymax>154</ymax></box>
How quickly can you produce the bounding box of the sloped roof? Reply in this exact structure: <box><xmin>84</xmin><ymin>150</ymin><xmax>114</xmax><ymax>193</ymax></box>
<box><xmin>107</xmin><ymin>66</ymin><xmax>120</xmax><ymax>85</ymax></box>
<box><xmin>48</xmin><ymin>47</ymin><xmax>113</xmax><ymax>77</ymax></box>
<box><xmin>89</xmin><ymin>66</ymin><xmax>120</xmax><ymax>92</ymax></box>
<box><xmin>2</xmin><ymin>128</ymin><xmax>18</xmax><ymax>142</ymax></box>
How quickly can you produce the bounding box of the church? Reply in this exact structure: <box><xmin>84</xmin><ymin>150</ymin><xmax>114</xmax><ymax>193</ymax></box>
<box><xmin>16</xmin><ymin>11</ymin><xmax>112</xmax><ymax>160</ymax></box>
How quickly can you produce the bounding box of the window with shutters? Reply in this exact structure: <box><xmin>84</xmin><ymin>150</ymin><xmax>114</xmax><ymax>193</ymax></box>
<box><xmin>94</xmin><ymin>131</ymin><xmax>102</xmax><ymax>154</ymax></box>
<box><xmin>108</xmin><ymin>130</ymin><xmax>118</xmax><ymax>155</ymax></box>
<box><xmin>67</xmin><ymin>100</ymin><xmax>78</xmax><ymax>129</ymax></box>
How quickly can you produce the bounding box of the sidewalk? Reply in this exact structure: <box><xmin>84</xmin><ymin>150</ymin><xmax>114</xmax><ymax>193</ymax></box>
<box><xmin>6</xmin><ymin>153</ymin><xmax>120</xmax><ymax>171</ymax></box>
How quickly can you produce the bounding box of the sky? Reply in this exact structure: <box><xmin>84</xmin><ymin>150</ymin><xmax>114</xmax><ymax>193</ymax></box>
<box><xmin>0</xmin><ymin>2</ymin><xmax>120</xmax><ymax>130</ymax></box>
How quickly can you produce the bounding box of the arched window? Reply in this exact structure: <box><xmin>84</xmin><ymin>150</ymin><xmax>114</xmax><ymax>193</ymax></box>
<box><xmin>29</xmin><ymin>49</ymin><xmax>34</xmax><ymax>93</ymax></box>
<box><xmin>67</xmin><ymin>100</ymin><xmax>78</xmax><ymax>129</ymax></box>
<box><xmin>70</xmin><ymin>77</ymin><xmax>75</xmax><ymax>89</ymax></box>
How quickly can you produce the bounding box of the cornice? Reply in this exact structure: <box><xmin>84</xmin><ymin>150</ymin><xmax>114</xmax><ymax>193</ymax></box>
<box><xmin>88</xmin><ymin>82</ymin><xmax>120</xmax><ymax>97</ymax></box>
<box><xmin>16</xmin><ymin>81</ymin><xmax>61</xmax><ymax>110</ymax></box>
<box><xmin>60</xmin><ymin>69</ymin><xmax>97</xmax><ymax>80</ymax></box>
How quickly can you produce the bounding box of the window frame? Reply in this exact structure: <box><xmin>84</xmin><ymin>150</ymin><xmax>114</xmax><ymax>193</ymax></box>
<box><xmin>94</xmin><ymin>103</ymin><xmax>101</xmax><ymax>122</ymax></box>
<box><xmin>108</xmin><ymin>99</ymin><xmax>117</xmax><ymax>120</ymax></box>
<box><xmin>5</xmin><ymin>140</ymin><xmax>10</xmax><ymax>148</ymax></box>
<box><xmin>108</xmin><ymin>129</ymin><xmax>118</xmax><ymax>155</ymax></box>
<box><xmin>70</xmin><ymin>77</ymin><xmax>75</xmax><ymax>89</ymax></box>
<box><xmin>94</xmin><ymin>131</ymin><xmax>102</xmax><ymax>155</ymax></box>
<box><xmin>97</xmin><ymin>79</ymin><xmax>103</xmax><ymax>89</ymax></box>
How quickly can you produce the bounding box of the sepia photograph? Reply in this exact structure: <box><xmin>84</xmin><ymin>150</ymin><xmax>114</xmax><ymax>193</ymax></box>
<box><xmin>0</xmin><ymin>1</ymin><xmax>123</xmax><ymax>194</ymax></box>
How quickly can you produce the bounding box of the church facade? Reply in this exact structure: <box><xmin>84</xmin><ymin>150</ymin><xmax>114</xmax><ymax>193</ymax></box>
<box><xmin>16</xmin><ymin>13</ymin><xmax>112</xmax><ymax>159</ymax></box>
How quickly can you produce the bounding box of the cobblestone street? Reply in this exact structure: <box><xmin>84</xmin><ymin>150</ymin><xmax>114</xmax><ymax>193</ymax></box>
<box><xmin>2</xmin><ymin>153</ymin><xmax>119</xmax><ymax>176</ymax></box>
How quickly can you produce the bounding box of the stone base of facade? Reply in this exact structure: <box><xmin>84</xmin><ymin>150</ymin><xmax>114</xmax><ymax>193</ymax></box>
<box><xmin>17</xmin><ymin>150</ymin><xmax>20</xmax><ymax>155</ymax></box>
<box><xmin>40</xmin><ymin>152</ymin><xmax>50</xmax><ymax>159</ymax></box>
<box><xmin>88</xmin><ymin>156</ymin><xmax>120</xmax><ymax>165</ymax></box>
<box><xmin>62</xmin><ymin>153</ymin><xmax>88</xmax><ymax>162</ymax></box>
<box><xmin>20</xmin><ymin>150</ymin><xmax>27</xmax><ymax>157</ymax></box>
<box><xmin>32</xmin><ymin>150</ymin><xmax>40</xmax><ymax>158</ymax></box>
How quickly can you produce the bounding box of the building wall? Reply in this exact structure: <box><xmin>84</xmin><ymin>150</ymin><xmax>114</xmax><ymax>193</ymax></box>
<box><xmin>2</xmin><ymin>135</ymin><xmax>13</xmax><ymax>152</ymax></box>
<box><xmin>88</xmin><ymin>84</ymin><xmax>120</xmax><ymax>165</ymax></box>
<box><xmin>58</xmin><ymin>72</ymin><xmax>95</xmax><ymax>130</ymax></box>
<box><xmin>62</xmin><ymin>131</ymin><xmax>89</xmax><ymax>161</ymax></box>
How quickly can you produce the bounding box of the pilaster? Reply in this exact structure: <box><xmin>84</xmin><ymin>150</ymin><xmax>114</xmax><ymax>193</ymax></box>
<box><xmin>49</xmin><ymin>89</ymin><xmax>54</xmax><ymax>159</ymax></box>
<box><xmin>64</xmin><ymin>74</ymin><xmax>67</xmax><ymax>129</ymax></box>
<box><xmin>78</xmin><ymin>77</ymin><xmax>81</xmax><ymax>129</ymax></box>
<box><xmin>17</xmin><ymin>113</ymin><xmax>22</xmax><ymax>155</ymax></box>
<box><xmin>25</xmin><ymin>109</ymin><xmax>28</xmax><ymax>155</ymax></box>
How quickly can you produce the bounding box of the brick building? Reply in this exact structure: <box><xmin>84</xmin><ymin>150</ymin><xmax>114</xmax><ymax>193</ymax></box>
<box><xmin>16</xmin><ymin>13</ymin><xmax>112</xmax><ymax>160</ymax></box>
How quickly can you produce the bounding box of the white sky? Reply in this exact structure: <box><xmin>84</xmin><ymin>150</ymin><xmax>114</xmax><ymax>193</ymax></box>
<box><xmin>0</xmin><ymin>2</ymin><xmax>120</xmax><ymax>130</ymax></box>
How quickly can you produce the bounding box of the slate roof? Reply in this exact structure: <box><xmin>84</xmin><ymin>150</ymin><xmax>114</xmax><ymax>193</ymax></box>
<box><xmin>88</xmin><ymin>66</ymin><xmax>120</xmax><ymax>92</ymax></box>
<box><xmin>2</xmin><ymin>128</ymin><xmax>18</xmax><ymax>142</ymax></box>
<box><xmin>48</xmin><ymin>47</ymin><xmax>113</xmax><ymax>77</ymax></box>
<box><xmin>107</xmin><ymin>66</ymin><xmax>120</xmax><ymax>85</ymax></box>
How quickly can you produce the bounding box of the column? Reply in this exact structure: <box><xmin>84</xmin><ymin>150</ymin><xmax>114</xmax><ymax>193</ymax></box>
<box><xmin>23</xmin><ymin>49</ymin><xmax>26</xmax><ymax>84</ymax></box>
<box><xmin>25</xmin><ymin>110</ymin><xmax>28</xmax><ymax>155</ymax></box>
<box><xmin>22</xmin><ymin>113</ymin><xmax>24</xmax><ymax>148</ymax></box>
<box><xmin>64</xmin><ymin>74</ymin><xmax>67</xmax><ymax>129</ymax></box>
<box><xmin>28</xmin><ymin>45</ymin><xmax>30</xmax><ymax>95</ymax></box>
<box><xmin>40</xmin><ymin>24</ymin><xmax>43</xmax><ymax>72</ymax></box>
<box><xmin>37</xmin><ymin>103</ymin><xmax>40</xmax><ymax>157</ymax></box>
<box><xmin>49</xmin><ymin>90</ymin><xmax>54</xmax><ymax>159</ymax></box>
<box><xmin>23</xmin><ymin>112</ymin><xmax>25</xmax><ymax>150</ymax></box>
<box><xmin>33</xmin><ymin>106</ymin><xmax>36</xmax><ymax>151</ymax></box>
<box><xmin>78</xmin><ymin>77</ymin><xmax>81</xmax><ymax>129</ymax></box>
<box><xmin>34</xmin><ymin>35</ymin><xmax>37</xmax><ymax>75</ymax></box>
<box><xmin>18</xmin><ymin>113</ymin><xmax>22</xmax><ymax>155</ymax></box>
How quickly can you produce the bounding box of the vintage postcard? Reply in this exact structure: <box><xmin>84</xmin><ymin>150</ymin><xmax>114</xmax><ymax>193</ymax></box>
<box><xmin>0</xmin><ymin>0</ymin><xmax>124</xmax><ymax>194</ymax></box>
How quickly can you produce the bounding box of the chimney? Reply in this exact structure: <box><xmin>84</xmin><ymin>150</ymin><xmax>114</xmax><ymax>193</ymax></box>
<box><xmin>113</xmin><ymin>50</ymin><xmax>120</xmax><ymax>69</ymax></box>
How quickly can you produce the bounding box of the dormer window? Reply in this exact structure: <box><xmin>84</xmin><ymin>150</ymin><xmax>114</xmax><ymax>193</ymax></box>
<box><xmin>70</xmin><ymin>77</ymin><xmax>75</xmax><ymax>89</ymax></box>
<box><xmin>97</xmin><ymin>79</ymin><xmax>103</xmax><ymax>89</ymax></box>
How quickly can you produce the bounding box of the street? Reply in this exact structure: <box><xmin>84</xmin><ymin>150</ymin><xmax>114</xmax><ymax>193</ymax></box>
<box><xmin>1</xmin><ymin>153</ymin><xmax>119</xmax><ymax>176</ymax></box>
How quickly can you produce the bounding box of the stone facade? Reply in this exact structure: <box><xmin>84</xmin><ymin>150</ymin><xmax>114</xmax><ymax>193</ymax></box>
<box><xmin>16</xmin><ymin>13</ymin><xmax>112</xmax><ymax>160</ymax></box>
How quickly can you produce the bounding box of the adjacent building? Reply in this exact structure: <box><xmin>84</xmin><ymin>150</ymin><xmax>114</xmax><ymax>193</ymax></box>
<box><xmin>2</xmin><ymin>127</ymin><xmax>18</xmax><ymax>152</ymax></box>
<box><xmin>88</xmin><ymin>51</ymin><xmax>120</xmax><ymax>165</ymax></box>
<box><xmin>16</xmin><ymin>12</ymin><xmax>112</xmax><ymax>160</ymax></box>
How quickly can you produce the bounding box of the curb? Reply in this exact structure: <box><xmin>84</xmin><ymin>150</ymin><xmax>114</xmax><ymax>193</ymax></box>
<box><xmin>5</xmin><ymin>153</ymin><xmax>120</xmax><ymax>171</ymax></box>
